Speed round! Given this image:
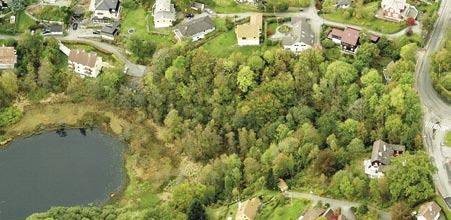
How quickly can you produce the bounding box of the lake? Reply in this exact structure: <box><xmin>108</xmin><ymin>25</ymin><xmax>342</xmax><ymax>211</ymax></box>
<box><xmin>0</xmin><ymin>129</ymin><xmax>125</xmax><ymax>220</ymax></box>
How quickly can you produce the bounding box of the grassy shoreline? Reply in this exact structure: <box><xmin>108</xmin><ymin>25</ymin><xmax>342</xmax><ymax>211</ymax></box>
<box><xmin>1</xmin><ymin>99</ymin><xmax>164</xmax><ymax>215</ymax></box>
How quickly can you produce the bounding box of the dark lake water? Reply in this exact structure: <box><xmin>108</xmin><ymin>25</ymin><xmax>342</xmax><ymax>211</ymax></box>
<box><xmin>0</xmin><ymin>129</ymin><xmax>125</xmax><ymax>220</ymax></box>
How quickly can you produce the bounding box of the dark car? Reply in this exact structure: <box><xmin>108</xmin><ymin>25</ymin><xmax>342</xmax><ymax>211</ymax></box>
<box><xmin>93</xmin><ymin>30</ymin><xmax>100</xmax><ymax>34</ymax></box>
<box><xmin>185</xmin><ymin>13</ymin><xmax>194</xmax><ymax>18</ymax></box>
<box><xmin>72</xmin><ymin>23</ymin><xmax>78</xmax><ymax>30</ymax></box>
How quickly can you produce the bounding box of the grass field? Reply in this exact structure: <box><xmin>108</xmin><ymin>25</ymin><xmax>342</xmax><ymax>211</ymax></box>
<box><xmin>202</xmin><ymin>30</ymin><xmax>271</xmax><ymax>57</ymax></box>
<box><xmin>446</xmin><ymin>132</ymin><xmax>451</xmax><ymax>147</ymax></box>
<box><xmin>256</xmin><ymin>199</ymin><xmax>310</xmax><ymax>220</ymax></box>
<box><xmin>28</xmin><ymin>5</ymin><xmax>67</xmax><ymax>21</ymax></box>
<box><xmin>322</xmin><ymin>2</ymin><xmax>406</xmax><ymax>34</ymax></box>
<box><xmin>120</xmin><ymin>7</ymin><xmax>174</xmax><ymax>47</ymax></box>
<box><xmin>16</xmin><ymin>11</ymin><xmax>35</xmax><ymax>33</ymax></box>
<box><xmin>210</xmin><ymin>0</ymin><xmax>259</xmax><ymax>13</ymax></box>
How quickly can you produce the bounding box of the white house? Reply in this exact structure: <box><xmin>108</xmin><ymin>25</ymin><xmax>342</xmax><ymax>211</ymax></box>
<box><xmin>174</xmin><ymin>16</ymin><xmax>215</xmax><ymax>42</ymax></box>
<box><xmin>68</xmin><ymin>49</ymin><xmax>103</xmax><ymax>78</ymax></box>
<box><xmin>417</xmin><ymin>201</ymin><xmax>441</xmax><ymax>220</ymax></box>
<box><xmin>89</xmin><ymin>0</ymin><xmax>121</xmax><ymax>21</ymax></box>
<box><xmin>153</xmin><ymin>0</ymin><xmax>176</xmax><ymax>28</ymax></box>
<box><xmin>282</xmin><ymin>17</ymin><xmax>314</xmax><ymax>54</ymax></box>
<box><xmin>380</xmin><ymin>0</ymin><xmax>418</xmax><ymax>22</ymax></box>
<box><xmin>236</xmin><ymin>13</ymin><xmax>262</xmax><ymax>46</ymax></box>
<box><xmin>0</xmin><ymin>46</ymin><xmax>17</xmax><ymax>70</ymax></box>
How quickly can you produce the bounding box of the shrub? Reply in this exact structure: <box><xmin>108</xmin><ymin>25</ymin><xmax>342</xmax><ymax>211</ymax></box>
<box><xmin>0</xmin><ymin>107</ymin><xmax>22</xmax><ymax>128</ymax></box>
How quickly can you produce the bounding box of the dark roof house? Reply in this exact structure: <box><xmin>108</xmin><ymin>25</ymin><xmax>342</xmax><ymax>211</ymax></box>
<box><xmin>282</xmin><ymin>17</ymin><xmax>314</xmax><ymax>47</ymax></box>
<box><xmin>94</xmin><ymin>0</ymin><xmax>119</xmax><ymax>11</ymax></box>
<box><xmin>43</xmin><ymin>23</ymin><xmax>64</xmax><ymax>36</ymax></box>
<box><xmin>370</xmin><ymin>140</ymin><xmax>405</xmax><ymax>171</ymax></box>
<box><xmin>101</xmin><ymin>22</ymin><xmax>119</xmax><ymax>40</ymax></box>
<box><xmin>174</xmin><ymin>16</ymin><xmax>215</xmax><ymax>41</ymax></box>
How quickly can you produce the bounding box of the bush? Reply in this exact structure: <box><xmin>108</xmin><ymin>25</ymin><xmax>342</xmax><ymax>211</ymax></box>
<box><xmin>78</xmin><ymin>112</ymin><xmax>110</xmax><ymax>129</ymax></box>
<box><xmin>0</xmin><ymin>107</ymin><xmax>22</xmax><ymax>128</ymax></box>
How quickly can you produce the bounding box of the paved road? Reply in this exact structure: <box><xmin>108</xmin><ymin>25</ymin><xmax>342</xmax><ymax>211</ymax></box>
<box><xmin>284</xmin><ymin>191</ymin><xmax>390</xmax><ymax>220</ymax></box>
<box><xmin>415</xmin><ymin>0</ymin><xmax>451</xmax><ymax>200</ymax></box>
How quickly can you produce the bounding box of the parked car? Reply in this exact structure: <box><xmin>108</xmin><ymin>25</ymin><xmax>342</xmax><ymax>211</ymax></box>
<box><xmin>205</xmin><ymin>8</ymin><xmax>214</xmax><ymax>14</ymax></box>
<box><xmin>93</xmin><ymin>30</ymin><xmax>100</xmax><ymax>34</ymax></box>
<box><xmin>185</xmin><ymin>13</ymin><xmax>194</xmax><ymax>18</ymax></box>
<box><xmin>72</xmin><ymin>23</ymin><xmax>78</xmax><ymax>30</ymax></box>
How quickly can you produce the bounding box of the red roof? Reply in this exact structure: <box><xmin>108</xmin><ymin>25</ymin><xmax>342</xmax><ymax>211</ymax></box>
<box><xmin>341</xmin><ymin>27</ymin><xmax>360</xmax><ymax>46</ymax></box>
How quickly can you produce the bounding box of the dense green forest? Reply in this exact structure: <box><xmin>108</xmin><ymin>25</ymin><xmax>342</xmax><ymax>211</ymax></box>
<box><xmin>0</xmin><ymin>28</ymin><xmax>436</xmax><ymax>219</ymax></box>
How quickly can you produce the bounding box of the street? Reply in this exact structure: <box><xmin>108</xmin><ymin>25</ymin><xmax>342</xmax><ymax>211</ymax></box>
<box><xmin>414</xmin><ymin>0</ymin><xmax>451</xmax><ymax>201</ymax></box>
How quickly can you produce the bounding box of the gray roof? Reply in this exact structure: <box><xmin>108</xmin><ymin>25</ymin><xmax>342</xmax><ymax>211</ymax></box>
<box><xmin>282</xmin><ymin>17</ymin><xmax>314</xmax><ymax>46</ymax></box>
<box><xmin>407</xmin><ymin>5</ymin><xmax>418</xmax><ymax>19</ymax></box>
<box><xmin>176</xmin><ymin>16</ymin><xmax>215</xmax><ymax>37</ymax></box>
<box><xmin>336</xmin><ymin>0</ymin><xmax>352</xmax><ymax>6</ymax></box>
<box><xmin>95</xmin><ymin>0</ymin><xmax>119</xmax><ymax>11</ymax></box>
<box><xmin>371</xmin><ymin>140</ymin><xmax>405</xmax><ymax>165</ymax></box>
<box><xmin>101</xmin><ymin>22</ymin><xmax>119</xmax><ymax>35</ymax></box>
<box><xmin>46</xmin><ymin>23</ymin><xmax>63</xmax><ymax>33</ymax></box>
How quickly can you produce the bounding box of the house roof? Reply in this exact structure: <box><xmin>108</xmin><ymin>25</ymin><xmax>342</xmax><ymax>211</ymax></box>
<box><xmin>176</xmin><ymin>16</ymin><xmax>214</xmax><ymax>37</ymax></box>
<box><xmin>329</xmin><ymin>28</ymin><xmax>343</xmax><ymax>39</ymax></box>
<box><xmin>302</xmin><ymin>208</ymin><xmax>326</xmax><ymax>220</ymax></box>
<box><xmin>95</xmin><ymin>0</ymin><xmax>119</xmax><ymax>10</ymax></box>
<box><xmin>0</xmin><ymin>46</ymin><xmax>16</xmax><ymax>65</ymax></box>
<box><xmin>336</xmin><ymin>0</ymin><xmax>352</xmax><ymax>6</ymax></box>
<box><xmin>236</xmin><ymin>24</ymin><xmax>260</xmax><ymax>39</ymax></box>
<box><xmin>407</xmin><ymin>5</ymin><xmax>418</xmax><ymax>19</ymax></box>
<box><xmin>155</xmin><ymin>0</ymin><xmax>171</xmax><ymax>11</ymax></box>
<box><xmin>236</xmin><ymin>198</ymin><xmax>261</xmax><ymax>220</ymax></box>
<box><xmin>68</xmin><ymin>49</ymin><xmax>99</xmax><ymax>68</ymax></box>
<box><xmin>341</xmin><ymin>27</ymin><xmax>360</xmax><ymax>46</ymax></box>
<box><xmin>101</xmin><ymin>22</ymin><xmax>119</xmax><ymax>35</ymax></box>
<box><xmin>278</xmin><ymin>179</ymin><xmax>288</xmax><ymax>191</ymax></box>
<box><xmin>250</xmin><ymin>13</ymin><xmax>263</xmax><ymax>30</ymax></box>
<box><xmin>281</xmin><ymin>17</ymin><xmax>314</xmax><ymax>46</ymax></box>
<box><xmin>236</xmin><ymin>13</ymin><xmax>262</xmax><ymax>39</ymax></box>
<box><xmin>191</xmin><ymin>2</ymin><xmax>204</xmax><ymax>10</ymax></box>
<box><xmin>46</xmin><ymin>23</ymin><xmax>63</xmax><ymax>33</ymax></box>
<box><xmin>371</xmin><ymin>140</ymin><xmax>405</xmax><ymax>165</ymax></box>
<box><xmin>381</xmin><ymin>0</ymin><xmax>406</xmax><ymax>12</ymax></box>
<box><xmin>417</xmin><ymin>201</ymin><xmax>441</xmax><ymax>220</ymax></box>
<box><xmin>154</xmin><ymin>0</ymin><xmax>175</xmax><ymax>21</ymax></box>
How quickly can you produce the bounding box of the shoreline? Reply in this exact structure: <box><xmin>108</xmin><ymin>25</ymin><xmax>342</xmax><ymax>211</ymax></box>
<box><xmin>0</xmin><ymin>101</ymin><xmax>134</xmax><ymax>211</ymax></box>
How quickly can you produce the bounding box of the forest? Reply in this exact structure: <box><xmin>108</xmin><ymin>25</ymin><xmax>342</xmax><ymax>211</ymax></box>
<box><xmin>0</xmin><ymin>29</ymin><xmax>436</xmax><ymax>219</ymax></box>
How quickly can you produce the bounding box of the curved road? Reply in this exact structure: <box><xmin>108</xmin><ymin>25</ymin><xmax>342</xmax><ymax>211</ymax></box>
<box><xmin>415</xmin><ymin>0</ymin><xmax>451</xmax><ymax>201</ymax></box>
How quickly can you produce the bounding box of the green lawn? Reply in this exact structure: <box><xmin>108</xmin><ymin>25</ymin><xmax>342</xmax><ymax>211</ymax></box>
<box><xmin>29</xmin><ymin>5</ymin><xmax>67</xmax><ymax>21</ymax></box>
<box><xmin>206</xmin><ymin>203</ymin><xmax>238</xmax><ymax>220</ymax></box>
<box><xmin>210</xmin><ymin>0</ymin><xmax>259</xmax><ymax>13</ymax></box>
<box><xmin>256</xmin><ymin>198</ymin><xmax>310</xmax><ymax>220</ymax></box>
<box><xmin>16</xmin><ymin>11</ymin><xmax>36</xmax><ymax>33</ymax></box>
<box><xmin>445</xmin><ymin>132</ymin><xmax>451</xmax><ymax>147</ymax></box>
<box><xmin>202</xmin><ymin>30</ymin><xmax>272</xmax><ymax>57</ymax></box>
<box><xmin>435</xmin><ymin>196</ymin><xmax>451</xmax><ymax>220</ymax></box>
<box><xmin>120</xmin><ymin>7</ymin><xmax>174</xmax><ymax>48</ymax></box>
<box><xmin>322</xmin><ymin>2</ymin><xmax>407</xmax><ymax>34</ymax></box>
